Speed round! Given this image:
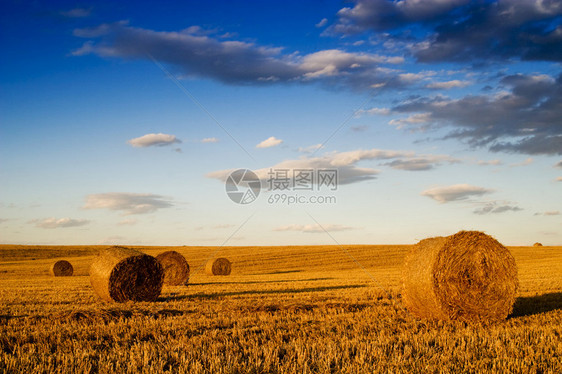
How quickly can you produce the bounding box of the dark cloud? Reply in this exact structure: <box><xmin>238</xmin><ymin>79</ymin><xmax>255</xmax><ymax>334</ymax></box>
<box><xmin>72</xmin><ymin>22</ymin><xmax>404</xmax><ymax>91</ymax></box>
<box><xmin>332</xmin><ymin>0</ymin><xmax>562</xmax><ymax>63</ymax></box>
<box><xmin>392</xmin><ymin>73</ymin><xmax>562</xmax><ymax>155</ymax></box>
<box><xmin>331</xmin><ymin>0</ymin><xmax>470</xmax><ymax>33</ymax></box>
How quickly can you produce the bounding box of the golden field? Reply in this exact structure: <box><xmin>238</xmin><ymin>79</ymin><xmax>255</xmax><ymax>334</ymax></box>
<box><xmin>0</xmin><ymin>244</ymin><xmax>561</xmax><ymax>373</ymax></box>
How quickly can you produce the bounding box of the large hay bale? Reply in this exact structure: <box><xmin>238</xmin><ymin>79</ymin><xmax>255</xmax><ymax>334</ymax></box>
<box><xmin>156</xmin><ymin>251</ymin><xmax>190</xmax><ymax>286</ymax></box>
<box><xmin>205</xmin><ymin>258</ymin><xmax>232</xmax><ymax>276</ymax></box>
<box><xmin>50</xmin><ymin>260</ymin><xmax>73</xmax><ymax>276</ymax></box>
<box><xmin>402</xmin><ymin>231</ymin><xmax>518</xmax><ymax>322</ymax></box>
<box><xmin>533</xmin><ymin>242</ymin><xmax>543</xmax><ymax>247</ymax></box>
<box><xmin>89</xmin><ymin>246</ymin><xmax>164</xmax><ymax>302</ymax></box>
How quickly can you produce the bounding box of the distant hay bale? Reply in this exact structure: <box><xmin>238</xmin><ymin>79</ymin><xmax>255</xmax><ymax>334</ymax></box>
<box><xmin>205</xmin><ymin>258</ymin><xmax>232</xmax><ymax>276</ymax></box>
<box><xmin>89</xmin><ymin>246</ymin><xmax>164</xmax><ymax>302</ymax></box>
<box><xmin>156</xmin><ymin>251</ymin><xmax>190</xmax><ymax>286</ymax></box>
<box><xmin>402</xmin><ymin>231</ymin><xmax>518</xmax><ymax>322</ymax></box>
<box><xmin>533</xmin><ymin>242</ymin><xmax>543</xmax><ymax>247</ymax></box>
<box><xmin>50</xmin><ymin>260</ymin><xmax>73</xmax><ymax>277</ymax></box>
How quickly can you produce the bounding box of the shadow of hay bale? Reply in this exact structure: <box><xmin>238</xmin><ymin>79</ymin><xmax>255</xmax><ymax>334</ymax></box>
<box><xmin>510</xmin><ymin>292</ymin><xmax>562</xmax><ymax>318</ymax></box>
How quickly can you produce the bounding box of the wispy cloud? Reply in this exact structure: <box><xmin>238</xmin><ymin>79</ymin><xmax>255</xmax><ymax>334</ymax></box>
<box><xmin>534</xmin><ymin>211</ymin><xmax>560</xmax><ymax>216</ymax></box>
<box><xmin>128</xmin><ymin>133</ymin><xmax>181</xmax><ymax>147</ymax></box>
<box><xmin>256</xmin><ymin>136</ymin><xmax>283</xmax><ymax>148</ymax></box>
<box><xmin>117</xmin><ymin>219</ymin><xmax>138</xmax><ymax>226</ymax></box>
<box><xmin>30</xmin><ymin>217</ymin><xmax>90</xmax><ymax>229</ymax></box>
<box><xmin>473</xmin><ymin>202</ymin><xmax>523</xmax><ymax>215</ymax></box>
<box><xmin>201</xmin><ymin>137</ymin><xmax>219</xmax><ymax>143</ymax></box>
<box><xmin>385</xmin><ymin>155</ymin><xmax>459</xmax><ymax>171</ymax></box>
<box><xmin>557</xmin><ymin>177</ymin><xmax>562</xmax><ymax>182</ymax></box>
<box><xmin>354</xmin><ymin>107</ymin><xmax>391</xmax><ymax>117</ymax></box>
<box><xmin>421</xmin><ymin>184</ymin><xmax>493</xmax><ymax>203</ymax></box>
<box><xmin>510</xmin><ymin>158</ymin><xmax>534</xmax><ymax>167</ymax></box>
<box><xmin>60</xmin><ymin>7</ymin><xmax>92</xmax><ymax>18</ymax></box>
<box><xmin>298</xmin><ymin>144</ymin><xmax>324</xmax><ymax>153</ymax></box>
<box><xmin>315</xmin><ymin>18</ymin><xmax>328</xmax><ymax>28</ymax></box>
<box><xmin>477</xmin><ymin>159</ymin><xmax>502</xmax><ymax>166</ymax></box>
<box><xmin>426</xmin><ymin>80</ymin><xmax>471</xmax><ymax>89</ymax></box>
<box><xmin>555</xmin><ymin>161</ymin><xmax>562</xmax><ymax>168</ymax></box>
<box><xmin>274</xmin><ymin>224</ymin><xmax>354</xmax><ymax>233</ymax></box>
<box><xmin>84</xmin><ymin>192</ymin><xmax>174</xmax><ymax>215</ymax></box>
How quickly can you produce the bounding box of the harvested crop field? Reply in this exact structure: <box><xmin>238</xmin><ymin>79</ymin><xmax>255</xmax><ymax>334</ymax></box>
<box><xmin>1</xmin><ymin>244</ymin><xmax>561</xmax><ymax>373</ymax></box>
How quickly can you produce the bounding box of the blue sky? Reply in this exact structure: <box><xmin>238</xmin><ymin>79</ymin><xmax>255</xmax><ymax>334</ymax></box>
<box><xmin>1</xmin><ymin>0</ymin><xmax>561</xmax><ymax>246</ymax></box>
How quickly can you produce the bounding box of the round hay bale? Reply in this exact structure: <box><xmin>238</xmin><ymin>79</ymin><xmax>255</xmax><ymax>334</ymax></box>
<box><xmin>205</xmin><ymin>258</ymin><xmax>232</xmax><ymax>276</ymax></box>
<box><xmin>50</xmin><ymin>260</ymin><xmax>73</xmax><ymax>277</ymax></box>
<box><xmin>156</xmin><ymin>251</ymin><xmax>190</xmax><ymax>286</ymax></box>
<box><xmin>89</xmin><ymin>246</ymin><xmax>164</xmax><ymax>303</ymax></box>
<box><xmin>533</xmin><ymin>242</ymin><xmax>543</xmax><ymax>247</ymax></box>
<box><xmin>402</xmin><ymin>231</ymin><xmax>518</xmax><ymax>322</ymax></box>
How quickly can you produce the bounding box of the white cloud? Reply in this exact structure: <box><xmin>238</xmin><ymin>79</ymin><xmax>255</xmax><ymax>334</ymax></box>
<box><xmin>554</xmin><ymin>160</ymin><xmax>562</xmax><ymax>168</ymax></box>
<box><xmin>201</xmin><ymin>137</ymin><xmax>219</xmax><ymax>143</ymax></box>
<box><xmin>84</xmin><ymin>192</ymin><xmax>174</xmax><ymax>215</ymax></box>
<box><xmin>128</xmin><ymin>133</ymin><xmax>181</xmax><ymax>147</ymax></box>
<box><xmin>426</xmin><ymin>80</ymin><xmax>471</xmax><ymax>89</ymax></box>
<box><xmin>421</xmin><ymin>184</ymin><xmax>494</xmax><ymax>203</ymax></box>
<box><xmin>31</xmin><ymin>217</ymin><xmax>90</xmax><ymax>229</ymax></box>
<box><xmin>316</xmin><ymin>18</ymin><xmax>328</xmax><ymax>28</ymax></box>
<box><xmin>557</xmin><ymin>176</ymin><xmax>562</xmax><ymax>182</ymax></box>
<box><xmin>274</xmin><ymin>224</ymin><xmax>354</xmax><ymax>233</ymax></box>
<box><xmin>256</xmin><ymin>136</ymin><xmax>283</xmax><ymax>148</ymax></box>
<box><xmin>389</xmin><ymin>113</ymin><xmax>431</xmax><ymax>129</ymax></box>
<box><xmin>301</xmin><ymin>49</ymin><xmax>403</xmax><ymax>79</ymax></box>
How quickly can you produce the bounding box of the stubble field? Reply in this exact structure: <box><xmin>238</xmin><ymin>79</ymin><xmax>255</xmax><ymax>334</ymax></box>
<box><xmin>1</xmin><ymin>243</ymin><xmax>561</xmax><ymax>373</ymax></box>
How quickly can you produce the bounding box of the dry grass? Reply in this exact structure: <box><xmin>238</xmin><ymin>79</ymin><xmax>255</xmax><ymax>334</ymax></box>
<box><xmin>0</xmin><ymin>243</ymin><xmax>561</xmax><ymax>373</ymax></box>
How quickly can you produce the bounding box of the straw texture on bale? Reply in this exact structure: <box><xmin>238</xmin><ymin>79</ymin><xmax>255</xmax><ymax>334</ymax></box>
<box><xmin>205</xmin><ymin>258</ymin><xmax>232</xmax><ymax>275</ymax></box>
<box><xmin>402</xmin><ymin>231</ymin><xmax>518</xmax><ymax>322</ymax></box>
<box><xmin>533</xmin><ymin>242</ymin><xmax>543</xmax><ymax>247</ymax></box>
<box><xmin>50</xmin><ymin>260</ymin><xmax>73</xmax><ymax>277</ymax></box>
<box><xmin>156</xmin><ymin>251</ymin><xmax>190</xmax><ymax>286</ymax></box>
<box><xmin>89</xmin><ymin>246</ymin><xmax>164</xmax><ymax>302</ymax></box>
